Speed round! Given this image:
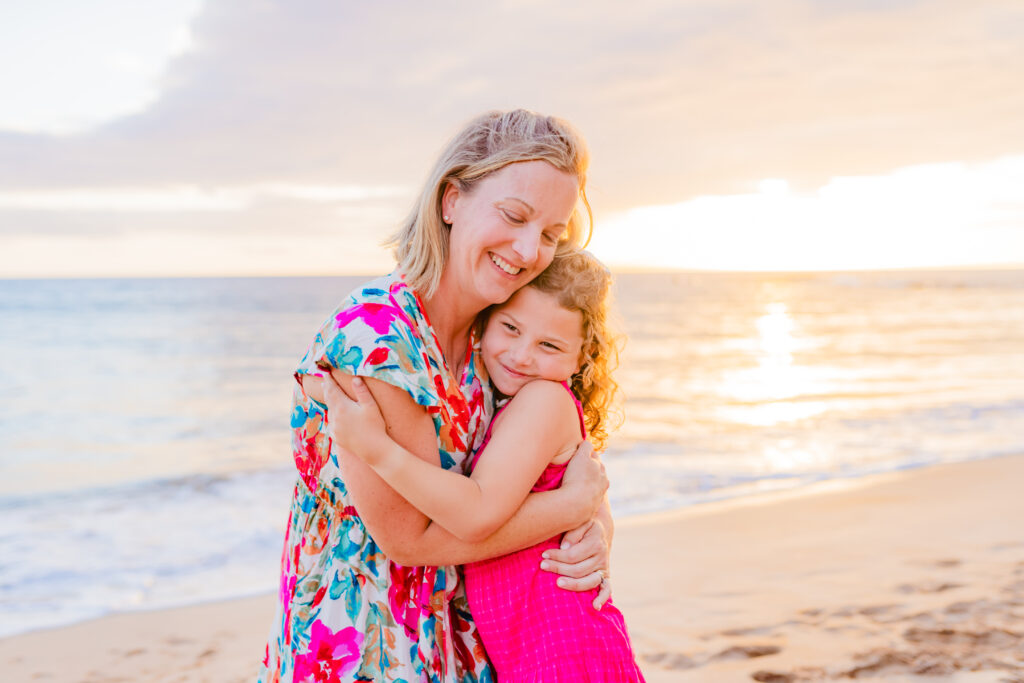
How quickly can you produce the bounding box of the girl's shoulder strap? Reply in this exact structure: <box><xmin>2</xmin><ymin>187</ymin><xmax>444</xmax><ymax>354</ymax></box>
<box><xmin>561</xmin><ymin>380</ymin><xmax>587</xmax><ymax>439</ymax></box>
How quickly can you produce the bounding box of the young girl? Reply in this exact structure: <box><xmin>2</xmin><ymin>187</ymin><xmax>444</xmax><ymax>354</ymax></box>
<box><xmin>325</xmin><ymin>249</ymin><xmax>645</xmax><ymax>682</ymax></box>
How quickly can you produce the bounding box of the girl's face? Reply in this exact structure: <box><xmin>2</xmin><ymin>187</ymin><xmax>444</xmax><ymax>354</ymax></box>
<box><xmin>481</xmin><ymin>286</ymin><xmax>584</xmax><ymax>397</ymax></box>
<box><xmin>442</xmin><ymin>160</ymin><xmax>578</xmax><ymax>311</ymax></box>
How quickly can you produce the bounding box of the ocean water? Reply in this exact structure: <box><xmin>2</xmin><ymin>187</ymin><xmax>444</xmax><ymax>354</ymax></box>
<box><xmin>1</xmin><ymin>269</ymin><xmax>1023</xmax><ymax>637</ymax></box>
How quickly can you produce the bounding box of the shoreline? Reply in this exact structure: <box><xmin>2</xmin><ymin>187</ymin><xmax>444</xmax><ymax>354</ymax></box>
<box><xmin>3</xmin><ymin>454</ymin><xmax>1023</xmax><ymax>681</ymax></box>
<box><xmin>0</xmin><ymin>456</ymin><xmax>973</xmax><ymax>639</ymax></box>
<box><xmin>0</xmin><ymin>455</ymin><xmax>981</xmax><ymax>639</ymax></box>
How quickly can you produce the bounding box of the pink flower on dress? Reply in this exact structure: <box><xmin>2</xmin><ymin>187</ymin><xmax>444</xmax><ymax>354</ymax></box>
<box><xmin>279</xmin><ymin>570</ymin><xmax>297</xmax><ymax>644</ymax></box>
<box><xmin>292</xmin><ymin>621</ymin><xmax>364</xmax><ymax>683</ymax></box>
<box><xmin>335</xmin><ymin>303</ymin><xmax>400</xmax><ymax>335</ymax></box>
<box><xmin>388</xmin><ymin>563</ymin><xmax>434</xmax><ymax>639</ymax></box>
<box><xmin>291</xmin><ymin>406</ymin><xmax>327</xmax><ymax>492</ymax></box>
<box><xmin>293</xmin><ymin>433</ymin><xmax>323</xmax><ymax>492</ymax></box>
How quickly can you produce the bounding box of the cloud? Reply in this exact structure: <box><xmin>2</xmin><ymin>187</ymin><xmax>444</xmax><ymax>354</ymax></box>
<box><xmin>0</xmin><ymin>183</ymin><xmax>407</xmax><ymax>216</ymax></box>
<box><xmin>1</xmin><ymin>0</ymin><xmax>1021</xmax><ymax>204</ymax></box>
<box><xmin>1</xmin><ymin>0</ymin><xmax>1022</xmax><ymax>276</ymax></box>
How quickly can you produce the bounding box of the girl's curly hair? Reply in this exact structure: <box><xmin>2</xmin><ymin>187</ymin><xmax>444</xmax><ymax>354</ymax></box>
<box><xmin>527</xmin><ymin>249</ymin><xmax>623</xmax><ymax>451</ymax></box>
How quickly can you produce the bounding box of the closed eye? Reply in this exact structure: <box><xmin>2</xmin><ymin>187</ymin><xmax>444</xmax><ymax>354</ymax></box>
<box><xmin>501</xmin><ymin>209</ymin><xmax>525</xmax><ymax>225</ymax></box>
<box><xmin>502</xmin><ymin>321</ymin><xmax>519</xmax><ymax>334</ymax></box>
<box><xmin>540</xmin><ymin>341</ymin><xmax>563</xmax><ymax>351</ymax></box>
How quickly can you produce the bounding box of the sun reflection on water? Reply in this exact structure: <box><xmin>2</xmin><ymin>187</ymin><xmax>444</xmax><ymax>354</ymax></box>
<box><xmin>717</xmin><ymin>301</ymin><xmax>829</xmax><ymax>427</ymax></box>
<box><xmin>758</xmin><ymin>302</ymin><xmax>795</xmax><ymax>359</ymax></box>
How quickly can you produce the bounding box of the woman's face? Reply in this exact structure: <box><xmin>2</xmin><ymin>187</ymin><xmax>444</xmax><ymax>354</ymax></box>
<box><xmin>442</xmin><ymin>160</ymin><xmax>578</xmax><ymax>310</ymax></box>
<box><xmin>481</xmin><ymin>285</ymin><xmax>584</xmax><ymax>398</ymax></box>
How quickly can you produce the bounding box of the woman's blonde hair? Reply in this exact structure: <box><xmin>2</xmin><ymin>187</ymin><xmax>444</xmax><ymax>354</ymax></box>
<box><xmin>528</xmin><ymin>249</ymin><xmax>622</xmax><ymax>451</ymax></box>
<box><xmin>388</xmin><ymin>109</ymin><xmax>592</xmax><ymax>299</ymax></box>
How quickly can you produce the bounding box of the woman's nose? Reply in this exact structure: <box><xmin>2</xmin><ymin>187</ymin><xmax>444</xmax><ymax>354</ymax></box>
<box><xmin>511</xmin><ymin>228</ymin><xmax>541</xmax><ymax>265</ymax></box>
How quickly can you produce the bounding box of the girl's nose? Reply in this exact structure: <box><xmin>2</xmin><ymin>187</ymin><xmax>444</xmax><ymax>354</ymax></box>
<box><xmin>508</xmin><ymin>341</ymin><xmax>531</xmax><ymax>367</ymax></box>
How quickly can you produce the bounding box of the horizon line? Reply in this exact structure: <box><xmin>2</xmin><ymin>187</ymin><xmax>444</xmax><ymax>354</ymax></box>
<box><xmin>3</xmin><ymin>262</ymin><xmax>1024</xmax><ymax>282</ymax></box>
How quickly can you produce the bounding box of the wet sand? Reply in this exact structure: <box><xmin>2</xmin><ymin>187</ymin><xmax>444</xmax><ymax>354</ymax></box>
<box><xmin>2</xmin><ymin>455</ymin><xmax>1023</xmax><ymax>682</ymax></box>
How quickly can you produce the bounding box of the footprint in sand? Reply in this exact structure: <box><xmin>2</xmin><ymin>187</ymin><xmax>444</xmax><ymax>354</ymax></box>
<box><xmin>944</xmin><ymin>598</ymin><xmax>1007</xmax><ymax>617</ymax></box>
<box><xmin>991</xmin><ymin>542</ymin><xmax>1024</xmax><ymax>552</ymax></box>
<box><xmin>828</xmin><ymin>605</ymin><xmax>857</xmax><ymax>618</ymax></box>
<box><xmin>858</xmin><ymin>603</ymin><xmax>904</xmax><ymax>619</ymax></box>
<box><xmin>903</xmin><ymin>625</ymin><xmax>1022</xmax><ymax>648</ymax></box>
<box><xmin>839</xmin><ymin>649</ymin><xmax>947</xmax><ymax>678</ymax></box>
<box><xmin>895</xmin><ymin>580</ymin><xmax>963</xmax><ymax>594</ymax></box>
<box><xmin>719</xmin><ymin>624</ymin><xmax>776</xmax><ymax>637</ymax></box>
<box><xmin>712</xmin><ymin>644</ymin><xmax>782</xmax><ymax>661</ymax></box>
<box><xmin>909</xmin><ymin>557</ymin><xmax>963</xmax><ymax>570</ymax></box>
<box><xmin>643</xmin><ymin>651</ymin><xmax>697</xmax><ymax>670</ymax></box>
<box><xmin>164</xmin><ymin>636</ymin><xmax>194</xmax><ymax>646</ymax></box>
<box><xmin>750</xmin><ymin>670</ymin><xmax>794</xmax><ymax>682</ymax></box>
<box><xmin>908</xmin><ymin>610</ymin><xmax>941</xmax><ymax>625</ymax></box>
<box><xmin>929</xmin><ymin>558</ymin><xmax>963</xmax><ymax>568</ymax></box>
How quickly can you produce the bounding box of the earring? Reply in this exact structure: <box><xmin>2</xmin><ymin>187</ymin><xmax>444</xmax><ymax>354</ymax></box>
<box><xmin>443</xmin><ymin>215</ymin><xmax>450</xmax><ymax>222</ymax></box>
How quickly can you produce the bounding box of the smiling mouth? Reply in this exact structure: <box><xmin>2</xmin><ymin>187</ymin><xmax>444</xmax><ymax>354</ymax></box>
<box><xmin>500</xmin><ymin>363</ymin><xmax>530</xmax><ymax>379</ymax></box>
<box><xmin>490</xmin><ymin>253</ymin><xmax>522</xmax><ymax>276</ymax></box>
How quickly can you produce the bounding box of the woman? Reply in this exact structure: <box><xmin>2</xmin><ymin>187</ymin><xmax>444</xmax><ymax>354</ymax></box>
<box><xmin>259</xmin><ymin>110</ymin><xmax>613</xmax><ymax>683</ymax></box>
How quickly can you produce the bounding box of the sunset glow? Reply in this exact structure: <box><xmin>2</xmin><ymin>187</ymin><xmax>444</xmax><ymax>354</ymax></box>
<box><xmin>1</xmin><ymin>2</ymin><xmax>1022</xmax><ymax>277</ymax></box>
<box><xmin>588</xmin><ymin>157</ymin><xmax>1024</xmax><ymax>273</ymax></box>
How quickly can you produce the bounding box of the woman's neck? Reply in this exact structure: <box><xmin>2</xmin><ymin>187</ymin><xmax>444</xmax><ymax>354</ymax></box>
<box><xmin>422</xmin><ymin>277</ymin><xmax>481</xmax><ymax>374</ymax></box>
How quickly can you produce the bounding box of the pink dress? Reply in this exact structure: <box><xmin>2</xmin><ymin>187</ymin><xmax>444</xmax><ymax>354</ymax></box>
<box><xmin>463</xmin><ymin>382</ymin><xmax>646</xmax><ymax>682</ymax></box>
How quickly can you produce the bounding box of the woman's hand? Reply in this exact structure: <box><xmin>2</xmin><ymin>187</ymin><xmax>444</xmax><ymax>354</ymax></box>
<box><xmin>559</xmin><ymin>440</ymin><xmax>608</xmax><ymax>525</ymax></box>
<box><xmin>538</xmin><ymin>440</ymin><xmax>613</xmax><ymax>609</ymax></box>
<box><xmin>321</xmin><ymin>372</ymin><xmax>391</xmax><ymax>466</ymax></box>
<box><xmin>540</xmin><ymin>517</ymin><xmax>613</xmax><ymax>609</ymax></box>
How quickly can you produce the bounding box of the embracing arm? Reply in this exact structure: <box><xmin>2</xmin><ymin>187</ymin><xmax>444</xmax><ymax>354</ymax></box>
<box><xmin>335</xmin><ymin>377</ymin><xmax>581</xmax><ymax>543</ymax></box>
<box><xmin>304</xmin><ymin>371</ymin><xmax>605</xmax><ymax>566</ymax></box>
<box><xmin>401</xmin><ymin>469</ymin><xmax>599</xmax><ymax>565</ymax></box>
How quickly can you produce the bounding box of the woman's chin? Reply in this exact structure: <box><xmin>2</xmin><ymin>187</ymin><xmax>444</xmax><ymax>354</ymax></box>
<box><xmin>479</xmin><ymin>272</ymin><xmax>523</xmax><ymax>304</ymax></box>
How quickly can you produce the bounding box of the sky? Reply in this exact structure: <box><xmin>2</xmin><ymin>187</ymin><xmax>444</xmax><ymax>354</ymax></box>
<box><xmin>1</xmin><ymin>0</ymin><xmax>1023</xmax><ymax>277</ymax></box>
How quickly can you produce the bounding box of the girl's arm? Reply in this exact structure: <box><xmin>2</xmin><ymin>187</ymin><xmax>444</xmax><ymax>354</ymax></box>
<box><xmin>329</xmin><ymin>375</ymin><xmax>581</xmax><ymax>542</ymax></box>
<box><xmin>303</xmin><ymin>371</ymin><xmax>608</xmax><ymax>570</ymax></box>
<box><xmin>395</xmin><ymin>456</ymin><xmax>606</xmax><ymax>567</ymax></box>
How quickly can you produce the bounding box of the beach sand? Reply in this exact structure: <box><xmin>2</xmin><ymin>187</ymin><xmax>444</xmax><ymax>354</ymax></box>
<box><xmin>3</xmin><ymin>454</ymin><xmax>1023</xmax><ymax>682</ymax></box>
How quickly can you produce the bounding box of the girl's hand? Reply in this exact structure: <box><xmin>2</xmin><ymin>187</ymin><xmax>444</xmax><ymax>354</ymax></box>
<box><xmin>322</xmin><ymin>373</ymin><xmax>390</xmax><ymax>466</ymax></box>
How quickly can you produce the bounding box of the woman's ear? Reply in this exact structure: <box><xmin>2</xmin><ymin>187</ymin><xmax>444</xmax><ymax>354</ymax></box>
<box><xmin>441</xmin><ymin>182</ymin><xmax>460</xmax><ymax>223</ymax></box>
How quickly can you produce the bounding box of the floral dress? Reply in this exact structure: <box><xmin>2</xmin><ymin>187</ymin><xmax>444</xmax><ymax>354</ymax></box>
<box><xmin>258</xmin><ymin>272</ymin><xmax>495</xmax><ymax>683</ymax></box>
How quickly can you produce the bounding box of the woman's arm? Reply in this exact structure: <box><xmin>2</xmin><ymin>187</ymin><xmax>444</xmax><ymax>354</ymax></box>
<box><xmin>328</xmin><ymin>376</ymin><xmax>581</xmax><ymax>542</ymax></box>
<box><xmin>304</xmin><ymin>371</ymin><xmax>607</xmax><ymax>567</ymax></box>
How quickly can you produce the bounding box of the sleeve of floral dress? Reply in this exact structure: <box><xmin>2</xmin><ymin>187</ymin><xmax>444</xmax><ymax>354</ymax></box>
<box><xmin>289</xmin><ymin>279</ymin><xmax>445</xmax><ymax>489</ymax></box>
<box><xmin>295</xmin><ymin>281</ymin><xmax>440</xmax><ymax>409</ymax></box>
